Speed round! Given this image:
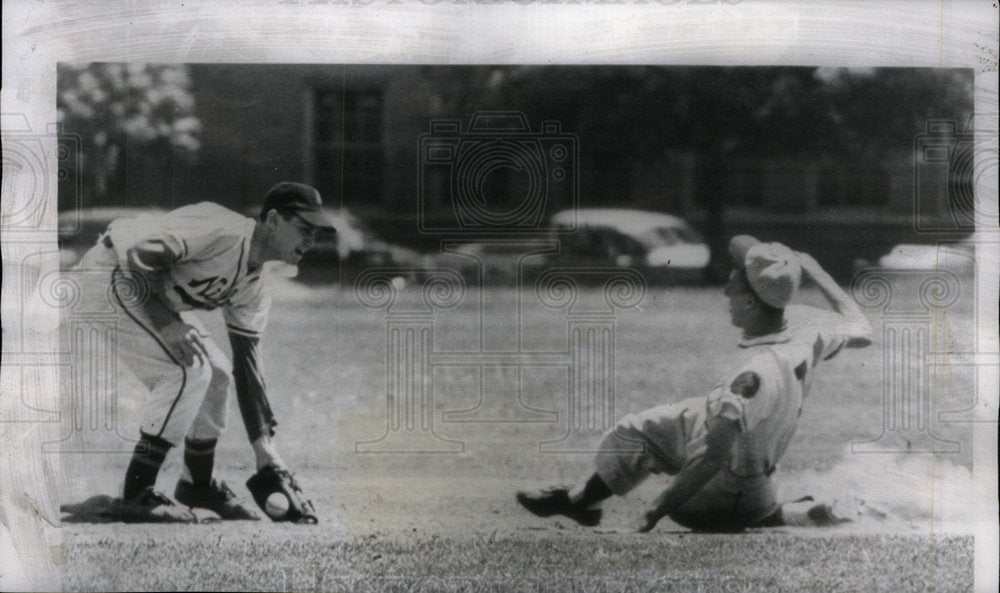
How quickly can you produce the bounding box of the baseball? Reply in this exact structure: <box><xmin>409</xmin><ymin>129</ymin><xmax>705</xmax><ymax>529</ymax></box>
<box><xmin>265</xmin><ymin>492</ymin><xmax>290</xmax><ymax>519</ymax></box>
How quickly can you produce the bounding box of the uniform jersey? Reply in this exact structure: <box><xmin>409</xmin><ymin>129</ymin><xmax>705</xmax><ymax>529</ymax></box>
<box><xmin>688</xmin><ymin>305</ymin><xmax>851</xmax><ymax>476</ymax></box>
<box><xmin>105</xmin><ymin>202</ymin><xmax>270</xmax><ymax>338</ymax></box>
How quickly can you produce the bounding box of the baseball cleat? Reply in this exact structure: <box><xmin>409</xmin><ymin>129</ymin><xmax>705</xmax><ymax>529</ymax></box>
<box><xmin>516</xmin><ymin>487</ymin><xmax>602</xmax><ymax>527</ymax></box>
<box><xmin>118</xmin><ymin>487</ymin><xmax>198</xmax><ymax>524</ymax></box>
<box><xmin>175</xmin><ymin>478</ymin><xmax>261</xmax><ymax>520</ymax></box>
<box><xmin>806</xmin><ymin>503</ymin><xmax>853</xmax><ymax>527</ymax></box>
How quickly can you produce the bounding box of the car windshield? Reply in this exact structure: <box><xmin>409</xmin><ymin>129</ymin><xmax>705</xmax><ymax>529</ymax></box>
<box><xmin>674</xmin><ymin>226</ymin><xmax>704</xmax><ymax>244</ymax></box>
<box><xmin>640</xmin><ymin>225</ymin><xmax>703</xmax><ymax>247</ymax></box>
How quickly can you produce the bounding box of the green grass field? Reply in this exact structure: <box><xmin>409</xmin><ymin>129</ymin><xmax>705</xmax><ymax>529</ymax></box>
<box><xmin>58</xmin><ymin>278</ymin><xmax>980</xmax><ymax>592</ymax></box>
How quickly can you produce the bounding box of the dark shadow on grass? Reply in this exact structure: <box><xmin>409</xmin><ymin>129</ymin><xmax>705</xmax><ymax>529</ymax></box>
<box><xmin>60</xmin><ymin>495</ymin><xmax>120</xmax><ymax>523</ymax></box>
<box><xmin>61</xmin><ymin>495</ymin><xmax>223</xmax><ymax>523</ymax></box>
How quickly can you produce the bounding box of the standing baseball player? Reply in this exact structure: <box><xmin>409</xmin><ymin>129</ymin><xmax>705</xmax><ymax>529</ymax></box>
<box><xmin>517</xmin><ymin>235</ymin><xmax>873</xmax><ymax>532</ymax></box>
<box><xmin>67</xmin><ymin>182</ymin><xmax>331</xmax><ymax>523</ymax></box>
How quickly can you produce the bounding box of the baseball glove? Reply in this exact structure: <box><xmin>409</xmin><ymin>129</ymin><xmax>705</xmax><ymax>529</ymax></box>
<box><xmin>246</xmin><ymin>465</ymin><xmax>318</xmax><ymax>524</ymax></box>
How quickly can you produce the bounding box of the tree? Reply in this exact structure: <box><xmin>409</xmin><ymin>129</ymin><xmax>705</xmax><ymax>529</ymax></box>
<box><xmin>57</xmin><ymin>63</ymin><xmax>201</xmax><ymax>208</ymax></box>
<box><xmin>483</xmin><ymin>66</ymin><xmax>972</xmax><ymax>277</ymax></box>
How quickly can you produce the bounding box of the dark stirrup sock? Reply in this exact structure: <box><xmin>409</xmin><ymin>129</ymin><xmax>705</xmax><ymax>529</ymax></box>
<box><xmin>183</xmin><ymin>438</ymin><xmax>218</xmax><ymax>486</ymax></box>
<box><xmin>123</xmin><ymin>432</ymin><xmax>173</xmax><ymax>500</ymax></box>
<box><xmin>573</xmin><ymin>473</ymin><xmax>614</xmax><ymax>508</ymax></box>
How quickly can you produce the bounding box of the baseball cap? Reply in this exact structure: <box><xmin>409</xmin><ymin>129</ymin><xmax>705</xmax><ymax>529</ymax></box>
<box><xmin>261</xmin><ymin>182</ymin><xmax>336</xmax><ymax>230</ymax></box>
<box><xmin>728</xmin><ymin>235</ymin><xmax>801</xmax><ymax>309</ymax></box>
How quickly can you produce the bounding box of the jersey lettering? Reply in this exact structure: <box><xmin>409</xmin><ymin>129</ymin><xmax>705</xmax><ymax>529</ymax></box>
<box><xmin>108</xmin><ymin>203</ymin><xmax>270</xmax><ymax>335</ymax></box>
<box><xmin>187</xmin><ymin>276</ymin><xmax>238</xmax><ymax>303</ymax></box>
<box><xmin>173</xmin><ymin>276</ymin><xmax>241</xmax><ymax>310</ymax></box>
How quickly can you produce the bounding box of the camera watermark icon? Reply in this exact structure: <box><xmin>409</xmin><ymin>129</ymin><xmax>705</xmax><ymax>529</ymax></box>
<box><xmin>3</xmin><ymin>247</ymin><xmax>140</xmax><ymax>458</ymax></box>
<box><xmin>533</xmin><ymin>268</ymin><xmax>646</xmax><ymax>454</ymax></box>
<box><xmin>418</xmin><ymin>112</ymin><xmax>578</xmax><ymax>235</ymax></box>
<box><xmin>353</xmin><ymin>267</ymin><xmax>467</xmax><ymax>454</ymax></box>
<box><xmin>35</xmin><ymin>267</ymin><xmax>151</xmax><ymax>454</ymax></box>
<box><xmin>1</xmin><ymin>113</ymin><xmax>81</xmax><ymax>232</ymax></box>
<box><xmin>850</xmin><ymin>269</ymin><xmax>966</xmax><ymax>454</ymax></box>
<box><xmin>353</xmin><ymin>265</ymin><xmax>646</xmax><ymax>454</ymax></box>
<box><xmin>913</xmin><ymin>118</ymin><xmax>998</xmax><ymax>234</ymax></box>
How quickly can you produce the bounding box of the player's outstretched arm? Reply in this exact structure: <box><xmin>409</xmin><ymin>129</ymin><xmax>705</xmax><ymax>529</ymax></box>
<box><xmin>796</xmin><ymin>252</ymin><xmax>872</xmax><ymax>349</ymax></box>
<box><xmin>229</xmin><ymin>331</ymin><xmax>280</xmax><ymax>450</ymax></box>
<box><xmin>229</xmin><ymin>329</ymin><xmax>316</xmax><ymax>523</ymax></box>
<box><xmin>637</xmin><ymin>417</ymin><xmax>740</xmax><ymax>533</ymax></box>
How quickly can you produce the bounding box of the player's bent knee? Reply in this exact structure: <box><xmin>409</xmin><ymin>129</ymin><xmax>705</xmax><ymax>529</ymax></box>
<box><xmin>208</xmin><ymin>353</ymin><xmax>233</xmax><ymax>377</ymax></box>
<box><xmin>187</xmin><ymin>415</ymin><xmax>226</xmax><ymax>441</ymax></box>
<box><xmin>209</xmin><ymin>364</ymin><xmax>232</xmax><ymax>391</ymax></box>
<box><xmin>185</xmin><ymin>360</ymin><xmax>215</xmax><ymax>394</ymax></box>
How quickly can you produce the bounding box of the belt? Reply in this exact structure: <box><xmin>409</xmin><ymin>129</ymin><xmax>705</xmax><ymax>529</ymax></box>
<box><xmin>726</xmin><ymin>464</ymin><xmax>776</xmax><ymax>480</ymax></box>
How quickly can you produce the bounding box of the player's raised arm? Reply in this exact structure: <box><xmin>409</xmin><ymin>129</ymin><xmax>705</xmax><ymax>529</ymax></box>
<box><xmin>797</xmin><ymin>251</ymin><xmax>873</xmax><ymax>349</ymax></box>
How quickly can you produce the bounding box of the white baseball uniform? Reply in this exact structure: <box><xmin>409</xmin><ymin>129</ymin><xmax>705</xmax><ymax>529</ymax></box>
<box><xmin>594</xmin><ymin>305</ymin><xmax>850</xmax><ymax>530</ymax></box>
<box><xmin>70</xmin><ymin>202</ymin><xmax>271</xmax><ymax>445</ymax></box>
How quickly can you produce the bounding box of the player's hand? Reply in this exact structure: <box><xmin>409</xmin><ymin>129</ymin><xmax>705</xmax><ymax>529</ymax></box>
<box><xmin>160</xmin><ymin>321</ymin><xmax>209</xmax><ymax>366</ymax></box>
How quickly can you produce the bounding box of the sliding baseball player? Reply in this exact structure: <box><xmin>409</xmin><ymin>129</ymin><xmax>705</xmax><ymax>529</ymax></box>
<box><xmin>518</xmin><ymin>235</ymin><xmax>873</xmax><ymax>532</ymax></box>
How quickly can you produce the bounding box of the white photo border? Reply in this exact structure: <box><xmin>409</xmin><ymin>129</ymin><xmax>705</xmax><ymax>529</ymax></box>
<box><xmin>2</xmin><ymin>1</ymin><xmax>997</xmax><ymax>590</ymax></box>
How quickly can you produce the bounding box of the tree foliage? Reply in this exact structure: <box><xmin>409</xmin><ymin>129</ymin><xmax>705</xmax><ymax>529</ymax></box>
<box><xmin>481</xmin><ymin>66</ymin><xmax>972</xmax><ymax>161</ymax></box>
<box><xmin>417</xmin><ymin>65</ymin><xmax>972</xmax><ymax>277</ymax></box>
<box><xmin>57</xmin><ymin>63</ymin><xmax>202</xmax><ymax>206</ymax></box>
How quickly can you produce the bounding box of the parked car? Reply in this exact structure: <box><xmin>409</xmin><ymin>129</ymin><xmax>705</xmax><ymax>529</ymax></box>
<box><xmin>295</xmin><ymin>207</ymin><xmax>422</xmax><ymax>284</ymax></box>
<box><xmin>423</xmin><ymin>209</ymin><xmax>711</xmax><ymax>286</ymax></box>
<box><xmin>547</xmin><ymin>208</ymin><xmax>710</xmax><ymax>282</ymax></box>
<box><xmin>429</xmin><ymin>241</ymin><xmax>554</xmax><ymax>286</ymax></box>
<box><xmin>875</xmin><ymin>240</ymin><xmax>976</xmax><ymax>274</ymax></box>
<box><xmin>58</xmin><ymin>206</ymin><xmax>167</xmax><ymax>268</ymax></box>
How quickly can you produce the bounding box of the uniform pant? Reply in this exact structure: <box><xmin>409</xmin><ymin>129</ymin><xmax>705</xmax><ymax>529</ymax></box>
<box><xmin>594</xmin><ymin>399</ymin><xmax>778</xmax><ymax>532</ymax></box>
<box><xmin>69</xmin><ymin>241</ymin><xmax>232</xmax><ymax>446</ymax></box>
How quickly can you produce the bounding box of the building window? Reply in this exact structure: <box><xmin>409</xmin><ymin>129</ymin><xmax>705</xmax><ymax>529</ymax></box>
<box><xmin>312</xmin><ymin>87</ymin><xmax>384</xmax><ymax>207</ymax></box>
